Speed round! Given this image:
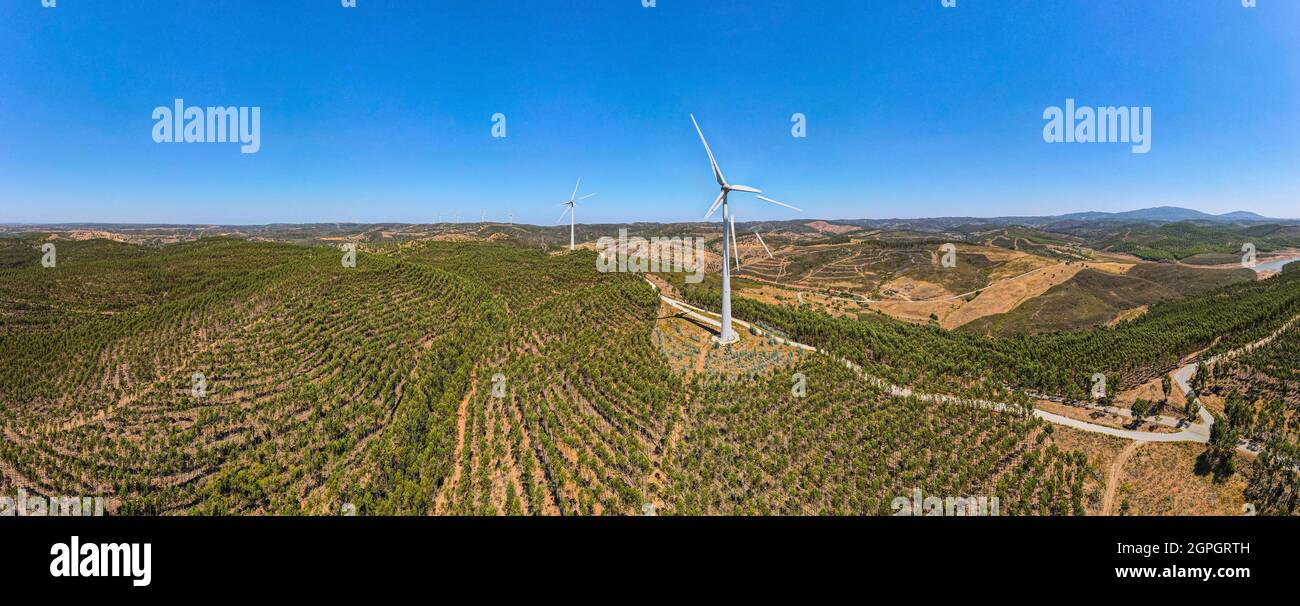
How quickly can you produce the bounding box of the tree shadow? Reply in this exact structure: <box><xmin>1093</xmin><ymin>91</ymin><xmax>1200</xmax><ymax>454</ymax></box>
<box><xmin>1193</xmin><ymin>450</ymin><xmax>1236</xmax><ymax>483</ymax></box>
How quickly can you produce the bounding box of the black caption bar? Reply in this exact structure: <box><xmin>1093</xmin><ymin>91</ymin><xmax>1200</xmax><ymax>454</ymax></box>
<box><xmin>0</xmin><ymin>516</ymin><xmax>1291</xmax><ymax>597</ymax></box>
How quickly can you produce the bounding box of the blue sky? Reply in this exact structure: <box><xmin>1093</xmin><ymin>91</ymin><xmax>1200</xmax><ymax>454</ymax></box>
<box><xmin>1</xmin><ymin>0</ymin><xmax>1296</xmax><ymax>224</ymax></box>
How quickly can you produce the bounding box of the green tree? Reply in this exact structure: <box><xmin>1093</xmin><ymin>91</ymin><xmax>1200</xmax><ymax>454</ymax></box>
<box><xmin>1130</xmin><ymin>399</ymin><xmax>1151</xmax><ymax>425</ymax></box>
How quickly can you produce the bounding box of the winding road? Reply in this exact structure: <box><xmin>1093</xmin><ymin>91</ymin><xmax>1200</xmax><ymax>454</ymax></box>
<box><xmin>648</xmin><ymin>277</ymin><xmax>1297</xmax><ymax>448</ymax></box>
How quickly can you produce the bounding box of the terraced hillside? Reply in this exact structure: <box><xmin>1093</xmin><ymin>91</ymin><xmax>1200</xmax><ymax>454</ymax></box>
<box><xmin>0</xmin><ymin>239</ymin><xmax>499</xmax><ymax>514</ymax></box>
<box><xmin>666</xmin><ymin>356</ymin><xmax>1089</xmax><ymax>515</ymax></box>
<box><xmin>974</xmin><ymin>226</ymin><xmax>1093</xmax><ymax>261</ymax></box>
<box><xmin>735</xmin><ymin>239</ymin><xmax>1016</xmax><ymax>299</ymax></box>
<box><xmin>1</xmin><ymin>237</ymin><xmax>1098</xmax><ymax>515</ymax></box>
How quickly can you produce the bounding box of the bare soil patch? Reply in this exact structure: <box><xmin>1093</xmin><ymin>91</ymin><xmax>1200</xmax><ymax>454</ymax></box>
<box><xmin>1115</xmin><ymin>443</ymin><xmax>1249</xmax><ymax>516</ymax></box>
<box><xmin>941</xmin><ymin>263</ymin><xmax>1084</xmax><ymax>329</ymax></box>
<box><xmin>804</xmin><ymin>221</ymin><xmax>858</xmax><ymax>235</ymax></box>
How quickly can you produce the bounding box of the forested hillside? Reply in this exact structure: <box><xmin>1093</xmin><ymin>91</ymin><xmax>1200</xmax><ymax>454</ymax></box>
<box><xmin>1083</xmin><ymin>222</ymin><xmax>1300</xmax><ymax>262</ymax></box>
<box><xmin>1</xmin><ymin>238</ymin><xmax>1099</xmax><ymax>515</ymax></box>
<box><xmin>685</xmin><ymin>268</ymin><xmax>1300</xmax><ymax>398</ymax></box>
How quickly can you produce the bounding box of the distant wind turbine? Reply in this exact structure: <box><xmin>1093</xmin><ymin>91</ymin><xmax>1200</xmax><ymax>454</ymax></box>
<box><xmin>691</xmin><ymin>114</ymin><xmax>801</xmax><ymax>344</ymax></box>
<box><xmin>730</xmin><ymin>213</ymin><xmax>742</xmax><ymax>271</ymax></box>
<box><xmin>557</xmin><ymin>178</ymin><xmax>598</xmax><ymax>251</ymax></box>
<box><xmin>753</xmin><ymin>228</ymin><xmax>774</xmax><ymax>258</ymax></box>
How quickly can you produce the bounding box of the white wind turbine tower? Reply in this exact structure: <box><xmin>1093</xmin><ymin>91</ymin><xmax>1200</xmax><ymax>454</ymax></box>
<box><xmin>691</xmin><ymin>114</ymin><xmax>801</xmax><ymax>344</ymax></box>
<box><xmin>557</xmin><ymin>178</ymin><xmax>598</xmax><ymax>251</ymax></box>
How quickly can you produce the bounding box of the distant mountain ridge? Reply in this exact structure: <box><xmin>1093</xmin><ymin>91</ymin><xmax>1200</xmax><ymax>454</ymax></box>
<box><xmin>1054</xmin><ymin>206</ymin><xmax>1273</xmax><ymax>222</ymax></box>
<box><xmin>838</xmin><ymin>206</ymin><xmax>1293</xmax><ymax>232</ymax></box>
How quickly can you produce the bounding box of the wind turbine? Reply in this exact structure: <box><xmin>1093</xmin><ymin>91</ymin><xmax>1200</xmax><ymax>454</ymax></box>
<box><xmin>691</xmin><ymin>114</ymin><xmax>801</xmax><ymax>344</ymax></box>
<box><xmin>557</xmin><ymin>178</ymin><xmax>598</xmax><ymax>251</ymax></box>
<box><xmin>508</xmin><ymin>210</ymin><xmax>514</xmax><ymax>226</ymax></box>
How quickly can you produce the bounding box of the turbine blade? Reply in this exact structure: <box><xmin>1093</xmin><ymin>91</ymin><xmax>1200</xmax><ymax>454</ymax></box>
<box><xmin>703</xmin><ymin>191</ymin><xmax>726</xmax><ymax>220</ymax></box>
<box><xmin>557</xmin><ymin>206</ymin><xmax>571</xmax><ymax>223</ymax></box>
<box><xmin>690</xmin><ymin>114</ymin><xmax>727</xmax><ymax>187</ymax></box>
<box><xmin>728</xmin><ymin>184</ymin><xmax>761</xmax><ymax>194</ymax></box>
<box><xmin>730</xmin><ymin>214</ymin><xmax>741</xmax><ymax>269</ymax></box>
<box><xmin>753</xmin><ymin>229</ymin><xmax>774</xmax><ymax>258</ymax></box>
<box><xmin>571</xmin><ymin>178</ymin><xmax>582</xmax><ymax>203</ymax></box>
<box><xmin>755</xmin><ymin>195</ymin><xmax>802</xmax><ymax>212</ymax></box>
<box><xmin>578</xmin><ymin>193</ymin><xmax>598</xmax><ymax>201</ymax></box>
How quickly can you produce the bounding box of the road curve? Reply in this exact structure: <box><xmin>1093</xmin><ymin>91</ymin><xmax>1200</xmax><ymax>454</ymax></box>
<box><xmin>649</xmin><ymin>279</ymin><xmax>1234</xmax><ymax>444</ymax></box>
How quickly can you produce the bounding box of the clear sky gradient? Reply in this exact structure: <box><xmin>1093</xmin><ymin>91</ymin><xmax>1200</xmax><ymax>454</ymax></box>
<box><xmin>1</xmin><ymin>0</ymin><xmax>1296</xmax><ymax>224</ymax></box>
